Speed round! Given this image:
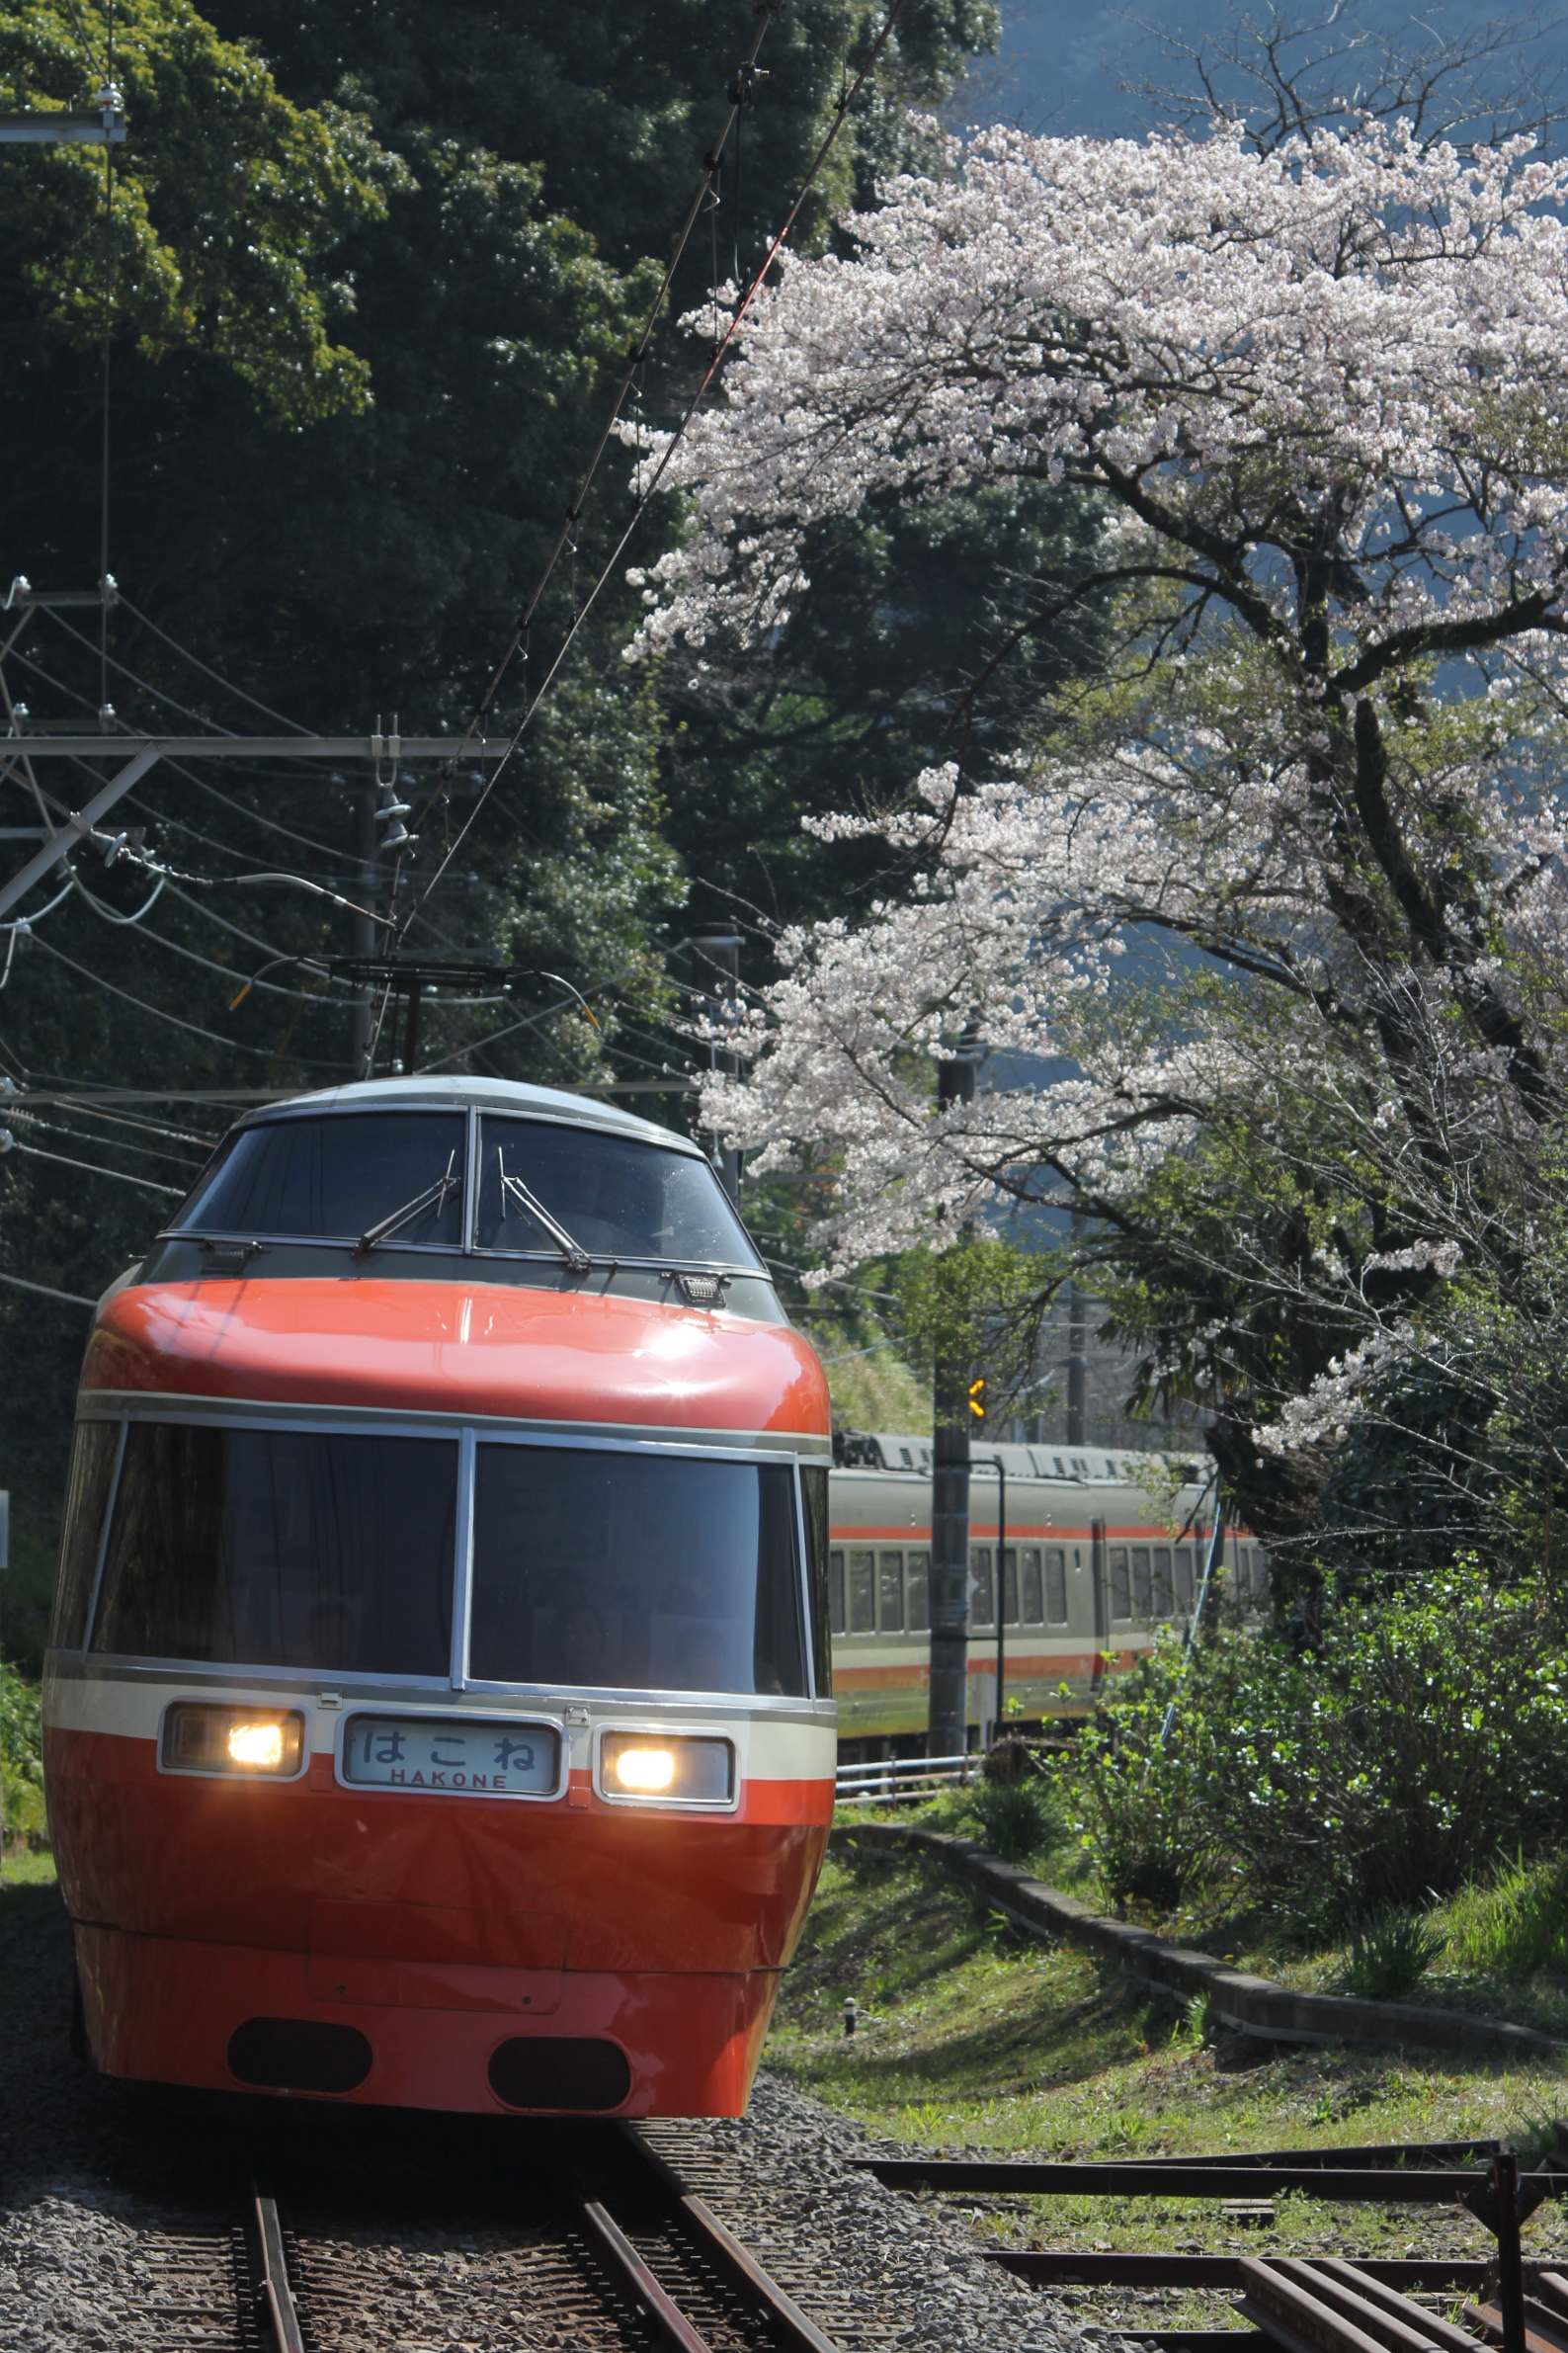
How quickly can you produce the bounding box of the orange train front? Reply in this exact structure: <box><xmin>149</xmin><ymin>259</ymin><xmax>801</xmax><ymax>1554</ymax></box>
<box><xmin>41</xmin><ymin>1077</ymin><xmax>836</xmax><ymax>2117</ymax></box>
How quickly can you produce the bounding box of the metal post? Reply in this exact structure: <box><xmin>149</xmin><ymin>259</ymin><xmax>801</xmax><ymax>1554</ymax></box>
<box><xmin>1493</xmin><ymin>2147</ymin><xmax>1526</xmax><ymax>2353</ymax></box>
<box><xmin>996</xmin><ymin>1456</ymin><xmax>1006</xmax><ymax>1739</ymax></box>
<box><xmin>1090</xmin><ymin>1514</ymin><xmax>1107</xmax><ymax>1695</ymax></box>
<box><xmin>350</xmin><ymin>779</ymin><xmax>377</xmax><ymax>1079</ymax></box>
<box><xmin>691</xmin><ymin>922</ymin><xmax>742</xmax><ymax>1208</ymax></box>
<box><xmin>929</xmin><ymin>1036</ymin><xmax>978</xmax><ymax>1757</ymax></box>
<box><xmin>1067</xmin><ymin>1211</ymin><xmax>1087</xmax><ymax>1448</ymax></box>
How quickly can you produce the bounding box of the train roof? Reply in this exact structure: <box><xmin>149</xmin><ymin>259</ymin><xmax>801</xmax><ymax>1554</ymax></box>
<box><xmin>834</xmin><ymin>1430</ymin><xmax>1204</xmax><ymax>1484</ymax></box>
<box><xmin>231</xmin><ymin>1075</ymin><xmax>701</xmax><ymax>1154</ymax></box>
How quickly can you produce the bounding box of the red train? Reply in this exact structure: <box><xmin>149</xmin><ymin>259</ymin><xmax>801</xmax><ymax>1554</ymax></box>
<box><xmin>42</xmin><ymin>1076</ymin><xmax>836</xmax><ymax>2116</ymax></box>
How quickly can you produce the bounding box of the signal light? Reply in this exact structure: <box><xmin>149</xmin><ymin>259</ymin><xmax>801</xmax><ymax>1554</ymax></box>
<box><xmin>967</xmin><ymin>1376</ymin><xmax>987</xmax><ymax>1421</ymax></box>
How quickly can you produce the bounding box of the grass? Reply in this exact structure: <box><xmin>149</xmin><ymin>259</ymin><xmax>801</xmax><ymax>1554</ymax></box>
<box><xmin>0</xmin><ymin>1843</ymin><xmax>57</xmax><ymax>1888</ymax></box>
<box><xmin>768</xmin><ymin>1843</ymin><xmax>1568</xmax><ymax>2329</ymax></box>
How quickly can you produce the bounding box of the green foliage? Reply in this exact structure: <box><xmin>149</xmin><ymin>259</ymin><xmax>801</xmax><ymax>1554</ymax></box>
<box><xmin>0</xmin><ymin>0</ymin><xmax>403</xmax><ymax>420</ymax></box>
<box><xmin>1068</xmin><ymin>1563</ymin><xmax>1568</xmax><ymax>1917</ymax></box>
<box><xmin>965</xmin><ymin>1772</ymin><xmax>1057</xmax><ymax>1867</ymax></box>
<box><xmin>1444</xmin><ymin>1853</ymin><xmax>1568</xmax><ymax>1979</ymax></box>
<box><xmin>0</xmin><ymin>1662</ymin><xmax>45</xmax><ymax>1844</ymax></box>
<box><xmin>1337</xmin><ymin>1910</ymin><xmax>1444</xmax><ymax>2000</ymax></box>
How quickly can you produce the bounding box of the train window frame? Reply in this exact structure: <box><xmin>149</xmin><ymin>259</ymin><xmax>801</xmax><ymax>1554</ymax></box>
<box><xmin>458</xmin><ymin>1425</ymin><xmax>820</xmax><ymax>1707</ymax></box>
<box><xmin>79</xmin><ymin>1406</ymin><xmax>830</xmax><ymax>1708</ymax></box>
<box><xmin>53</xmin><ymin>1411</ymin><xmax>126</xmax><ymax>1656</ymax></box>
<box><xmin>165</xmin><ymin>1106</ymin><xmax>471</xmax><ymax>1256</ymax></box>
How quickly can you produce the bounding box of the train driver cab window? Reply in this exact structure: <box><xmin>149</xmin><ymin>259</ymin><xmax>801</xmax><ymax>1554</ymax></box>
<box><xmin>1109</xmin><ymin>1545</ymin><xmax>1131</xmax><ymax>1622</ymax></box>
<box><xmin>170</xmin><ymin>1112</ymin><xmax>466</xmax><ymax>1247</ymax></box>
<box><xmin>828</xmin><ymin>1550</ymin><xmax>847</xmax><ymax>1636</ymax></box>
<box><xmin>473</xmin><ymin>1116</ymin><xmax>762</xmax><ymax>1267</ymax></box>
<box><xmin>91</xmin><ymin>1424</ymin><xmax>457</xmax><ymax>1672</ymax></box>
<box><xmin>1044</xmin><ymin>1547</ymin><xmax>1068</xmax><ymax>1625</ymax></box>
<box><xmin>878</xmin><ymin>1551</ymin><xmax>904</xmax><ymax>1633</ymax></box>
<box><xmin>969</xmin><ymin>1546</ymin><xmax>994</xmax><ymax>1630</ymax></box>
<box><xmin>1174</xmin><ymin>1545</ymin><xmax>1195</xmax><ymax>1609</ymax></box>
<box><xmin>847</xmin><ymin>1549</ymin><xmax>875</xmax><ymax>1635</ymax></box>
<box><xmin>469</xmin><ymin>1445</ymin><xmax>807</xmax><ymax>1696</ymax></box>
<box><xmin>906</xmin><ymin>1549</ymin><xmax>930</xmax><ymax>1632</ymax></box>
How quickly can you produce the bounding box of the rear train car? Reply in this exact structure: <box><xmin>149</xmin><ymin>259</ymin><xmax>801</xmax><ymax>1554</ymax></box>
<box><xmin>42</xmin><ymin>1076</ymin><xmax>836</xmax><ymax>2117</ymax></box>
<box><xmin>827</xmin><ymin>1436</ymin><xmax>1268</xmax><ymax>1749</ymax></box>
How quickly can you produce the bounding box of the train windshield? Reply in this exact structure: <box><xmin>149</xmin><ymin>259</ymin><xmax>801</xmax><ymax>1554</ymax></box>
<box><xmin>468</xmin><ymin>1444</ymin><xmax>806</xmax><ymax>1696</ymax></box>
<box><xmin>90</xmin><ymin>1424</ymin><xmax>457</xmax><ymax>1673</ymax></box>
<box><xmin>473</xmin><ymin>1117</ymin><xmax>759</xmax><ymax>1267</ymax></box>
<box><xmin>170</xmin><ymin>1113</ymin><xmax>466</xmax><ymax>1246</ymax></box>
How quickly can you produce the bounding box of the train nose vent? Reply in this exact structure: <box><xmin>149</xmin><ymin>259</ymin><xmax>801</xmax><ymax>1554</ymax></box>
<box><xmin>487</xmin><ymin>2037</ymin><xmax>631</xmax><ymax>2112</ymax></box>
<box><xmin>227</xmin><ymin>2018</ymin><xmax>372</xmax><ymax>2094</ymax></box>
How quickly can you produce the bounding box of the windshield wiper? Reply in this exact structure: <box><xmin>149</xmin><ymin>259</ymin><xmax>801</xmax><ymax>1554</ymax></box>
<box><xmin>497</xmin><ymin>1150</ymin><xmax>591</xmax><ymax>1274</ymax></box>
<box><xmin>354</xmin><ymin>1150</ymin><xmax>461</xmax><ymax>1256</ymax></box>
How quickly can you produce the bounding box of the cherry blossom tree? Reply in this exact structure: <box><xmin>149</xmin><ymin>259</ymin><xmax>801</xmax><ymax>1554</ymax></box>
<box><xmin>628</xmin><ymin>108</ymin><xmax>1568</xmax><ymax>1537</ymax></box>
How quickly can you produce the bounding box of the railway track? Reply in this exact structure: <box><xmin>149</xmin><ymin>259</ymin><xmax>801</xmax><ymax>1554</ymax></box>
<box><xmin>233</xmin><ymin>2120</ymin><xmax>841</xmax><ymax>2353</ymax></box>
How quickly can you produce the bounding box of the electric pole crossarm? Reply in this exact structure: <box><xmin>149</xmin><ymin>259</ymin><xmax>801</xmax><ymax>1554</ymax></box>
<box><xmin>0</xmin><ymin>742</ymin><xmax>162</xmax><ymax>921</ymax></box>
<box><xmin>0</xmin><ymin>112</ymin><xmax>125</xmax><ymax>143</ymax></box>
<box><xmin>3</xmin><ymin>736</ymin><xmax>506</xmax><ymax>760</ymax></box>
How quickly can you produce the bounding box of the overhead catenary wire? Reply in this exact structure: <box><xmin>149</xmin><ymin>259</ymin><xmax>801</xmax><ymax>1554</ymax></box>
<box><xmin>27</xmin><ymin>934</ymin><xmax>348</xmax><ymax>1066</ymax></box>
<box><xmin>403</xmin><ymin>0</ymin><xmax>910</xmax><ymax>933</ymax></box>
<box><xmin>120</xmin><ymin>595</ymin><xmax>312</xmax><ymax>733</ymax></box>
<box><xmin>5</xmin><ymin>1137</ymin><xmax>184</xmax><ymax>1196</ymax></box>
<box><xmin>12</xmin><ymin>1110</ymin><xmax>205</xmax><ymax>1170</ymax></box>
<box><xmin>0</xmin><ymin>1267</ymin><xmax>98</xmax><ymax>1308</ymax></box>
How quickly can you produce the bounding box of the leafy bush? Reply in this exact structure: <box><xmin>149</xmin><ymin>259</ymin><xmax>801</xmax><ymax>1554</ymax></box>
<box><xmin>1337</xmin><ymin>1909</ymin><xmax>1444</xmax><ymax>1999</ymax></box>
<box><xmin>1066</xmin><ymin>1560</ymin><xmax>1568</xmax><ymax>1918</ymax></box>
<box><xmin>1444</xmin><ymin>1853</ymin><xmax>1568</xmax><ymax>1978</ymax></box>
<box><xmin>966</xmin><ymin>1774</ymin><xmax>1056</xmax><ymax>1867</ymax></box>
<box><xmin>0</xmin><ymin>1662</ymin><xmax>46</xmax><ymax>1847</ymax></box>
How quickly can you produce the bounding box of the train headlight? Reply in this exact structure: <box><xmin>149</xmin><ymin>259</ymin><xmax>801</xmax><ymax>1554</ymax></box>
<box><xmin>599</xmin><ymin>1731</ymin><xmax>734</xmax><ymax>1806</ymax></box>
<box><xmin>161</xmin><ymin>1703</ymin><xmax>305</xmax><ymax>1778</ymax></box>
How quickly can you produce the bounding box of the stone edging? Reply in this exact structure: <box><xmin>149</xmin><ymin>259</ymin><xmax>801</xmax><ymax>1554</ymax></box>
<box><xmin>830</xmin><ymin>1820</ymin><xmax>1564</xmax><ymax>2065</ymax></box>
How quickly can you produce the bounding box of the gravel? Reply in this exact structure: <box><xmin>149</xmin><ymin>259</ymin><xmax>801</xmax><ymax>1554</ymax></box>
<box><xmin>0</xmin><ymin>1872</ymin><xmax>1084</xmax><ymax>2352</ymax></box>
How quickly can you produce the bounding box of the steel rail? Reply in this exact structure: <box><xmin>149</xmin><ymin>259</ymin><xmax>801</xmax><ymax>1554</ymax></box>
<box><xmin>988</xmin><ymin>2254</ymin><xmax>1495</xmax><ymax>2291</ymax></box>
<box><xmin>574</xmin><ymin>2195</ymin><xmax>714</xmax><ymax>2353</ymax></box>
<box><xmin>853</xmin><ymin>2158</ymin><xmax>1568</xmax><ymax>2203</ymax></box>
<box><xmin>248</xmin><ymin>2187</ymin><xmax>306</xmax><ymax>2353</ymax></box>
<box><xmin>622</xmin><ymin>2125</ymin><xmax>844</xmax><ymax>2353</ymax></box>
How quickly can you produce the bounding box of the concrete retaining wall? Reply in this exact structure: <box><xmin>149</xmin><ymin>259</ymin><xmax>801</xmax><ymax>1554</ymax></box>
<box><xmin>830</xmin><ymin>1820</ymin><xmax>1564</xmax><ymax>2066</ymax></box>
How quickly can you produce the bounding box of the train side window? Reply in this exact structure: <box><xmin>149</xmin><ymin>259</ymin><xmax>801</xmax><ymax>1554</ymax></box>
<box><xmin>1234</xmin><ymin>1546</ymin><xmax>1251</xmax><ymax>1603</ymax></box>
<box><xmin>49</xmin><ymin>1420</ymin><xmax>122</xmax><ymax>1651</ymax></box>
<box><xmin>1131</xmin><ymin>1546</ymin><xmax>1152</xmax><ymax>1618</ymax></box>
<box><xmin>1174</xmin><ymin>1545</ymin><xmax>1194</xmax><ymax>1609</ymax></box>
<box><xmin>1153</xmin><ymin>1546</ymin><xmax>1174</xmax><ymax>1619</ymax></box>
<box><xmin>848</xmin><ymin>1549</ymin><xmax>875</xmax><ymax>1635</ymax></box>
<box><xmin>470</xmin><ymin>1446</ymin><xmax>807</xmax><ymax>1695</ymax></box>
<box><xmin>92</xmin><ymin>1425</ymin><xmax>457</xmax><ymax>1674</ymax></box>
<box><xmin>799</xmin><ymin>1464</ymin><xmax>833</xmax><ymax>1696</ymax></box>
<box><xmin>969</xmin><ymin>1545</ymin><xmax>994</xmax><ymax>1630</ymax></box>
<box><xmin>905</xmin><ymin>1549</ymin><xmax>930</xmax><ymax>1632</ymax></box>
<box><xmin>829</xmin><ymin>1549</ymin><xmax>847</xmax><ymax>1638</ymax></box>
<box><xmin>1254</xmin><ymin>1549</ymin><xmax>1271</xmax><ymax>1605</ymax></box>
<box><xmin>1021</xmin><ymin>1546</ymin><xmax>1043</xmax><ymax>1625</ymax></box>
<box><xmin>1044</xmin><ymin>1547</ymin><xmax>1068</xmax><ymax>1624</ymax></box>
<box><xmin>1109</xmin><ymin>1545</ymin><xmax>1130</xmax><ymax>1621</ymax></box>
<box><xmin>877</xmin><ymin>1550</ymin><xmax>905</xmax><ymax>1634</ymax></box>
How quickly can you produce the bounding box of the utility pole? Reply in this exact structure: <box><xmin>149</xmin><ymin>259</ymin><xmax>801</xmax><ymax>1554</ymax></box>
<box><xmin>929</xmin><ymin>1031</ymin><xmax>978</xmax><ymax>1758</ymax></box>
<box><xmin>349</xmin><ymin>777</ymin><xmax>377</xmax><ymax>1079</ymax></box>
<box><xmin>691</xmin><ymin>922</ymin><xmax>742</xmax><ymax>1209</ymax></box>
